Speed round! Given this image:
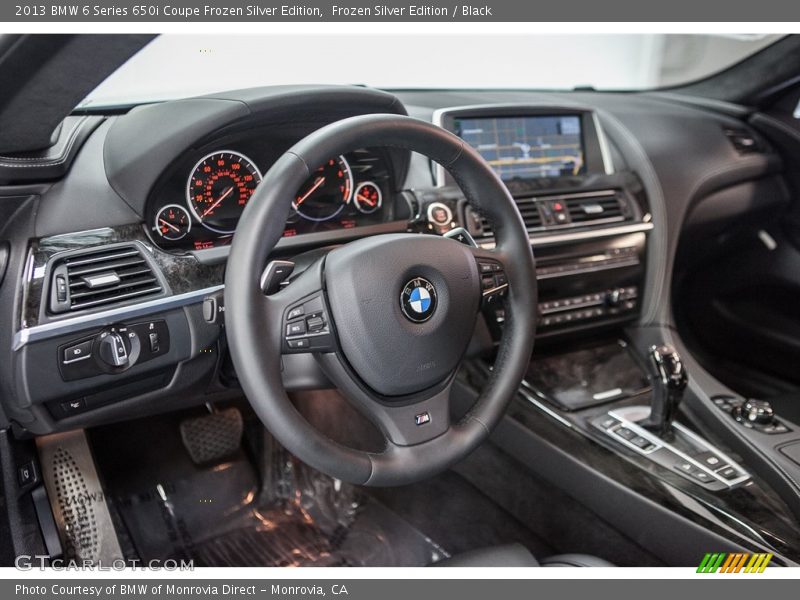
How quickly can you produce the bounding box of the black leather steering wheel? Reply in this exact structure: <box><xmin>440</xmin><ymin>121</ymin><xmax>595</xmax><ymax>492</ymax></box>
<box><xmin>226</xmin><ymin>114</ymin><xmax>536</xmax><ymax>486</ymax></box>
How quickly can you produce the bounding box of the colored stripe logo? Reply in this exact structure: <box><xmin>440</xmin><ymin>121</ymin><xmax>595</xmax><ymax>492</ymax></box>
<box><xmin>697</xmin><ymin>552</ymin><xmax>772</xmax><ymax>573</ymax></box>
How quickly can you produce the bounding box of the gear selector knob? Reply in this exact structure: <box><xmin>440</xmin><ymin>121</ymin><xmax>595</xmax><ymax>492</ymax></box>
<box><xmin>641</xmin><ymin>344</ymin><xmax>688</xmax><ymax>438</ymax></box>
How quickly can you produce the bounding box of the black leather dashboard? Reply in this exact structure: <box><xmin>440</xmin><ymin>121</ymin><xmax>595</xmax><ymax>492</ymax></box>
<box><xmin>0</xmin><ymin>84</ymin><xmax>785</xmax><ymax>436</ymax></box>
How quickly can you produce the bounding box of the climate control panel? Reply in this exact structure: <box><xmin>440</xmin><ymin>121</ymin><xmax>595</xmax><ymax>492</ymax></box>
<box><xmin>538</xmin><ymin>287</ymin><xmax>638</xmax><ymax>329</ymax></box>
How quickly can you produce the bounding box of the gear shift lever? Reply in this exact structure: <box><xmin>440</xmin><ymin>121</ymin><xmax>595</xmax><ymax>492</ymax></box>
<box><xmin>640</xmin><ymin>344</ymin><xmax>688</xmax><ymax>439</ymax></box>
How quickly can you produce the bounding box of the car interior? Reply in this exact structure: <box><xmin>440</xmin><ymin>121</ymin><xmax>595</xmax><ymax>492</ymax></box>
<box><xmin>3</xmin><ymin>33</ymin><xmax>800</xmax><ymax>568</ymax></box>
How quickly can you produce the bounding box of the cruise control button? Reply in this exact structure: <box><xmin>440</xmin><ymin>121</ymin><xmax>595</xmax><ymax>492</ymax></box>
<box><xmin>287</xmin><ymin>338</ymin><xmax>310</xmax><ymax>349</ymax></box>
<box><xmin>287</xmin><ymin>306</ymin><xmax>304</xmax><ymax>320</ymax></box>
<box><xmin>64</xmin><ymin>340</ymin><xmax>93</xmax><ymax>364</ymax></box>
<box><xmin>286</xmin><ymin>321</ymin><xmax>307</xmax><ymax>337</ymax></box>
<box><xmin>306</xmin><ymin>316</ymin><xmax>325</xmax><ymax>332</ymax></box>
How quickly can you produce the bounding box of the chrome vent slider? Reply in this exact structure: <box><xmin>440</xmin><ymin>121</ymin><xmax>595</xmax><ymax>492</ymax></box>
<box><xmin>48</xmin><ymin>243</ymin><xmax>164</xmax><ymax>314</ymax></box>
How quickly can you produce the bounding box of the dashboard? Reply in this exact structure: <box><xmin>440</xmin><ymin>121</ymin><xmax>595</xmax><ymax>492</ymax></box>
<box><xmin>146</xmin><ymin>133</ymin><xmax>398</xmax><ymax>252</ymax></box>
<box><xmin>0</xmin><ymin>83</ymin><xmax>783</xmax><ymax>440</ymax></box>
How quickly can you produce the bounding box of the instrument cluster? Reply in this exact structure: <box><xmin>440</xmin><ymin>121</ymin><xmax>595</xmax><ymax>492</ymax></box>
<box><xmin>147</xmin><ymin>140</ymin><xmax>395</xmax><ymax>252</ymax></box>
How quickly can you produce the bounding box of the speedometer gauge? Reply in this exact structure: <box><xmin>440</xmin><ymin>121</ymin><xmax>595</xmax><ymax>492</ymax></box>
<box><xmin>187</xmin><ymin>150</ymin><xmax>262</xmax><ymax>234</ymax></box>
<box><xmin>292</xmin><ymin>155</ymin><xmax>353</xmax><ymax>222</ymax></box>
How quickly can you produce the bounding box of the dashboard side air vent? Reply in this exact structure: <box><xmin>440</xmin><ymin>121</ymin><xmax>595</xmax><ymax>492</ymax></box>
<box><xmin>564</xmin><ymin>192</ymin><xmax>627</xmax><ymax>225</ymax></box>
<box><xmin>49</xmin><ymin>244</ymin><xmax>164</xmax><ymax>314</ymax></box>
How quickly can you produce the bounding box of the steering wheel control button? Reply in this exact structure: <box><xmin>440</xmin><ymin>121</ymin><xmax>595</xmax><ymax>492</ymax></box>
<box><xmin>306</xmin><ymin>316</ymin><xmax>325</xmax><ymax>332</ymax></box>
<box><xmin>63</xmin><ymin>340</ymin><xmax>93</xmax><ymax>364</ymax></box>
<box><xmin>286</xmin><ymin>321</ymin><xmax>307</xmax><ymax>337</ymax></box>
<box><xmin>477</xmin><ymin>259</ymin><xmax>508</xmax><ymax>305</ymax></box>
<box><xmin>260</xmin><ymin>260</ymin><xmax>295</xmax><ymax>295</ymax></box>
<box><xmin>287</xmin><ymin>306</ymin><xmax>304</xmax><ymax>320</ymax></box>
<box><xmin>400</xmin><ymin>278</ymin><xmax>438</xmax><ymax>323</ymax></box>
<box><xmin>283</xmin><ymin>295</ymin><xmax>334</xmax><ymax>354</ymax></box>
<box><xmin>287</xmin><ymin>338</ymin><xmax>310</xmax><ymax>350</ymax></box>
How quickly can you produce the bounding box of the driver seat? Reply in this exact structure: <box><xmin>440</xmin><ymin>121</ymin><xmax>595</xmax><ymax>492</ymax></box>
<box><xmin>433</xmin><ymin>544</ymin><xmax>614</xmax><ymax>567</ymax></box>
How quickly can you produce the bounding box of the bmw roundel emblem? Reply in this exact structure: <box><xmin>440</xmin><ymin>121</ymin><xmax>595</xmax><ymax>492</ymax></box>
<box><xmin>400</xmin><ymin>277</ymin><xmax>438</xmax><ymax>323</ymax></box>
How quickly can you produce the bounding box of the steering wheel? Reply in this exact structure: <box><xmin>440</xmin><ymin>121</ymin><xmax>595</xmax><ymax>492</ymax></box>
<box><xmin>226</xmin><ymin>114</ymin><xmax>537</xmax><ymax>486</ymax></box>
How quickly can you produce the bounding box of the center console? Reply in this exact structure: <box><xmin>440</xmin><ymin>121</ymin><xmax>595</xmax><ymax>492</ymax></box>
<box><xmin>416</xmin><ymin>104</ymin><xmax>652</xmax><ymax>342</ymax></box>
<box><xmin>431</xmin><ymin>104</ymin><xmax>800</xmax><ymax>565</ymax></box>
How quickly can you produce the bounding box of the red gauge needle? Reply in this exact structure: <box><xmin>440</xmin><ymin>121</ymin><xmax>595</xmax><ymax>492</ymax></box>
<box><xmin>356</xmin><ymin>193</ymin><xmax>376</xmax><ymax>207</ymax></box>
<box><xmin>295</xmin><ymin>176</ymin><xmax>325</xmax><ymax>206</ymax></box>
<box><xmin>159</xmin><ymin>218</ymin><xmax>180</xmax><ymax>232</ymax></box>
<box><xmin>201</xmin><ymin>186</ymin><xmax>234</xmax><ymax>218</ymax></box>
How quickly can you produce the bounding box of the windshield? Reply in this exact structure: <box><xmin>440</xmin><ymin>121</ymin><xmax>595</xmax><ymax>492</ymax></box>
<box><xmin>82</xmin><ymin>33</ymin><xmax>781</xmax><ymax>108</ymax></box>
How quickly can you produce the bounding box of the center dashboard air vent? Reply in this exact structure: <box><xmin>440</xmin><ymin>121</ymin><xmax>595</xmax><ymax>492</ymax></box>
<box><xmin>470</xmin><ymin>190</ymin><xmax>631</xmax><ymax>240</ymax></box>
<box><xmin>48</xmin><ymin>243</ymin><xmax>165</xmax><ymax>314</ymax></box>
<box><xmin>563</xmin><ymin>192</ymin><xmax>626</xmax><ymax>224</ymax></box>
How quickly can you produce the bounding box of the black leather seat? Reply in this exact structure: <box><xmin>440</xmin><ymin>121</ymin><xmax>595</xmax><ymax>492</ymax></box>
<box><xmin>433</xmin><ymin>544</ymin><xmax>614</xmax><ymax>567</ymax></box>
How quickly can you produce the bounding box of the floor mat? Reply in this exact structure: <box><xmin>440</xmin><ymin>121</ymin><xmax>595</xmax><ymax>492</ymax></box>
<box><xmin>90</xmin><ymin>410</ymin><xmax>446</xmax><ymax>567</ymax></box>
<box><xmin>370</xmin><ymin>468</ymin><xmax>556</xmax><ymax>558</ymax></box>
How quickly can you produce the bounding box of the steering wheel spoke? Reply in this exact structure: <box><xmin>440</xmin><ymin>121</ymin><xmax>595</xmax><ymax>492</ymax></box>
<box><xmin>316</xmin><ymin>352</ymin><xmax>454</xmax><ymax>447</ymax></box>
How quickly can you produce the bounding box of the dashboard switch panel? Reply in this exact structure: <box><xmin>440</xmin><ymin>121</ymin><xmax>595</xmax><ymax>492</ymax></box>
<box><xmin>58</xmin><ymin>320</ymin><xmax>170</xmax><ymax>381</ymax></box>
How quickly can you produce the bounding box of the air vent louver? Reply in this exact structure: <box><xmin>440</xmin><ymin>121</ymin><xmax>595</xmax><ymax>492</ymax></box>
<box><xmin>49</xmin><ymin>245</ymin><xmax>163</xmax><ymax>313</ymax></box>
<box><xmin>564</xmin><ymin>193</ymin><xmax>625</xmax><ymax>224</ymax></box>
<box><xmin>476</xmin><ymin>197</ymin><xmax>543</xmax><ymax>238</ymax></box>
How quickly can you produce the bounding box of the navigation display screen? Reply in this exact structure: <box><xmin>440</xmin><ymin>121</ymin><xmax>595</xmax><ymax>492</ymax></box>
<box><xmin>453</xmin><ymin>115</ymin><xmax>586</xmax><ymax>180</ymax></box>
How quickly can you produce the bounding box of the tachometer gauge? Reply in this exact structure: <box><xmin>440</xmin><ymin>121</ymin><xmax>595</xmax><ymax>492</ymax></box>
<box><xmin>353</xmin><ymin>181</ymin><xmax>382</xmax><ymax>215</ymax></box>
<box><xmin>292</xmin><ymin>155</ymin><xmax>353</xmax><ymax>222</ymax></box>
<box><xmin>187</xmin><ymin>150</ymin><xmax>262</xmax><ymax>234</ymax></box>
<box><xmin>154</xmin><ymin>204</ymin><xmax>191</xmax><ymax>241</ymax></box>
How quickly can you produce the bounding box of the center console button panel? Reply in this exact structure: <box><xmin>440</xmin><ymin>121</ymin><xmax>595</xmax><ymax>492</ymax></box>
<box><xmin>592</xmin><ymin>405</ymin><xmax>751</xmax><ymax>491</ymax></box>
<box><xmin>538</xmin><ymin>286</ymin><xmax>637</xmax><ymax>329</ymax></box>
<box><xmin>711</xmin><ymin>395</ymin><xmax>791</xmax><ymax>435</ymax></box>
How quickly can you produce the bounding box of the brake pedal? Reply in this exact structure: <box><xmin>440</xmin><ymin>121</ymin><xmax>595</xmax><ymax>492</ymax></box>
<box><xmin>179</xmin><ymin>407</ymin><xmax>243</xmax><ymax>465</ymax></box>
